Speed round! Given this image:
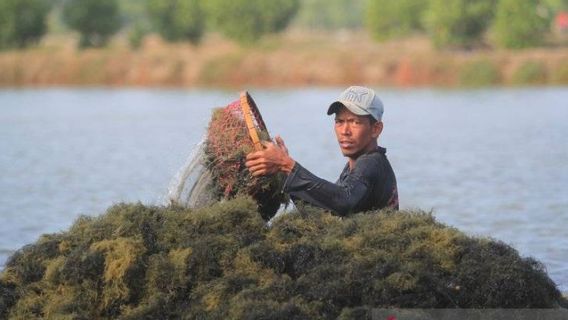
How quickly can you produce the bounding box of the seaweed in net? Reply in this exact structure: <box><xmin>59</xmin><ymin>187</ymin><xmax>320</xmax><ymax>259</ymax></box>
<box><xmin>167</xmin><ymin>92</ymin><xmax>288</xmax><ymax>221</ymax></box>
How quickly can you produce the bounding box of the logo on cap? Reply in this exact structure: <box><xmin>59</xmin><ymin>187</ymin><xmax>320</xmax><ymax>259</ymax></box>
<box><xmin>343</xmin><ymin>89</ymin><xmax>368</xmax><ymax>103</ymax></box>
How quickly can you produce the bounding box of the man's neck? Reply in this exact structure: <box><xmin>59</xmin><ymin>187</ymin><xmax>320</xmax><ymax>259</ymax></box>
<box><xmin>347</xmin><ymin>143</ymin><xmax>378</xmax><ymax>170</ymax></box>
<box><xmin>348</xmin><ymin>158</ymin><xmax>357</xmax><ymax>170</ymax></box>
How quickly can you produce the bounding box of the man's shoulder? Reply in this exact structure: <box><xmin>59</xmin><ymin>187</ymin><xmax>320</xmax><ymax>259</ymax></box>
<box><xmin>351</xmin><ymin>152</ymin><xmax>383</xmax><ymax>177</ymax></box>
<box><xmin>351</xmin><ymin>147</ymin><xmax>394</xmax><ymax>179</ymax></box>
<box><xmin>356</xmin><ymin>147</ymin><xmax>387</xmax><ymax>164</ymax></box>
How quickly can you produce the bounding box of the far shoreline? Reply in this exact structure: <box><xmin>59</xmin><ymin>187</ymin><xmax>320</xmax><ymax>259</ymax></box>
<box><xmin>1</xmin><ymin>32</ymin><xmax>567</xmax><ymax>89</ymax></box>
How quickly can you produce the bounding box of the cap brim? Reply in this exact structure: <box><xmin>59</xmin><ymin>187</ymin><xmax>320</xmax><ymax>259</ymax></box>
<box><xmin>327</xmin><ymin>101</ymin><xmax>370</xmax><ymax>116</ymax></box>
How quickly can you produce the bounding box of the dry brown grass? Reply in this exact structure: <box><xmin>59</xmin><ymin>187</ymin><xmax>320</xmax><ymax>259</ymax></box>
<box><xmin>1</xmin><ymin>31</ymin><xmax>567</xmax><ymax>87</ymax></box>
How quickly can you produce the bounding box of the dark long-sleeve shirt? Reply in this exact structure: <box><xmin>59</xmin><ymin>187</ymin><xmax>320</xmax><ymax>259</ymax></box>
<box><xmin>282</xmin><ymin>146</ymin><xmax>398</xmax><ymax>216</ymax></box>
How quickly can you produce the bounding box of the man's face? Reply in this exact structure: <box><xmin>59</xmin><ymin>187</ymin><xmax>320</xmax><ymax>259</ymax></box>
<box><xmin>334</xmin><ymin>107</ymin><xmax>382</xmax><ymax>159</ymax></box>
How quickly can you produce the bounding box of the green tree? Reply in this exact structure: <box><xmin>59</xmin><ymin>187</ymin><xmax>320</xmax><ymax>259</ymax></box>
<box><xmin>365</xmin><ymin>0</ymin><xmax>427</xmax><ymax>41</ymax></box>
<box><xmin>293</xmin><ymin>0</ymin><xmax>365</xmax><ymax>30</ymax></box>
<box><xmin>147</xmin><ymin>0</ymin><xmax>205</xmax><ymax>44</ymax></box>
<box><xmin>0</xmin><ymin>0</ymin><xmax>51</xmax><ymax>49</ymax></box>
<box><xmin>425</xmin><ymin>0</ymin><xmax>497</xmax><ymax>48</ymax></box>
<box><xmin>544</xmin><ymin>0</ymin><xmax>568</xmax><ymax>11</ymax></box>
<box><xmin>493</xmin><ymin>0</ymin><xmax>552</xmax><ymax>49</ymax></box>
<box><xmin>205</xmin><ymin>0</ymin><xmax>300</xmax><ymax>44</ymax></box>
<box><xmin>62</xmin><ymin>0</ymin><xmax>122</xmax><ymax>48</ymax></box>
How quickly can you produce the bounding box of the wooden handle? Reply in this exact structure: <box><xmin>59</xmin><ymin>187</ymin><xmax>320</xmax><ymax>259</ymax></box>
<box><xmin>240</xmin><ymin>91</ymin><xmax>263</xmax><ymax>151</ymax></box>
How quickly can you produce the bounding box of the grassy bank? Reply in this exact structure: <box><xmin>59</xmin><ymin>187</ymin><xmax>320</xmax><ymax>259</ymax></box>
<box><xmin>1</xmin><ymin>32</ymin><xmax>568</xmax><ymax>88</ymax></box>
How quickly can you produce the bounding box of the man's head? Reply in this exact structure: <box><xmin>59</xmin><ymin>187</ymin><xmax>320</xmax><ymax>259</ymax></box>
<box><xmin>327</xmin><ymin>86</ymin><xmax>384</xmax><ymax>159</ymax></box>
<box><xmin>327</xmin><ymin>86</ymin><xmax>384</xmax><ymax>122</ymax></box>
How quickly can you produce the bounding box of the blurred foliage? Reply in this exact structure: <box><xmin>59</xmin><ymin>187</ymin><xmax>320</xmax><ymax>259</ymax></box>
<box><xmin>365</xmin><ymin>0</ymin><xmax>427</xmax><ymax>42</ymax></box>
<box><xmin>119</xmin><ymin>0</ymin><xmax>147</xmax><ymax>26</ymax></box>
<box><xmin>545</xmin><ymin>0</ymin><xmax>568</xmax><ymax>10</ymax></box>
<box><xmin>0</xmin><ymin>0</ymin><xmax>51</xmax><ymax>49</ymax></box>
<box><xmin>493</xmin><ymin>0</ymin><xmax>552</xmax><ymax>49</ymax></box>
<box><xmin>512</xmin><ymin>60</ymin><xmax>548</xmax><ymax>85</ymax></box>
<box><xmin>147</xmin><ymin>0</ymin><xmax>205</xmax><ymax>44</ymax></box>
<box><xmin>424</xmin><ymin>0</ymin><xmax>497</xmax><ymax>49</ymax></box>
<box><xmin>62</xmin><ymin>0</ymin><xmax>122</xmax><ymax>48</ymax></box>
<box><xmin>459</xmin><ymin>59</ymin><xmax>501</xmax><ymax>87</ymax></box>
<box><xmin>293</xmin><ymin>0</ymin><xmax>365</xmax><ymax>30</ymax></box>
<box><xmin>551</xmin><ymin>62</ymin><xmax>568</xmax><ymax>84</ymax></box>
<box><xmin>1</xmin><ymin>197</ymin><xmax>566</xmax><ymax>318</ymax></box>
<box><xmin>127</xmin><ymin>22</ymin><xmax>148</xmax><ymax>49</ymax></box>
<box><xmin>1</xmin><ymin>0</ymin><xmax>566</xmax><ymax>50</ymax></box>
<box><xmin>204</xmin><ymin>0</ymin><xmax>300</xmax><ymax>44</ymax></box>
<box><xmin>45</xmin><ymin>1</ymin><xmax>67</xmax><ymax>34</ymax></box>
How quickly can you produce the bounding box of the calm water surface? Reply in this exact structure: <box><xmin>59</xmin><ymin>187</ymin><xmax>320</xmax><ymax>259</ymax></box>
<box><xmin>1</xmin><ymin>87</ymin><xmax>567</xmax><ymax>290</ymax></box>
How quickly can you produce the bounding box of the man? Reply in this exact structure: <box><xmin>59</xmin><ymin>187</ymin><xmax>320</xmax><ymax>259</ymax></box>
<box><xmin>245</xmin><ymin>86</ymin><xmax>398</xmax><ymax>216</ymax></box>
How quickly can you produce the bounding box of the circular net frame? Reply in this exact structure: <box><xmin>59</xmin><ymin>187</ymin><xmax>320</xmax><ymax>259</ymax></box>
<box><xmin>204</xmin><ymin>92</ymin><xmax>287</xmax><ymax>220</ymax></box>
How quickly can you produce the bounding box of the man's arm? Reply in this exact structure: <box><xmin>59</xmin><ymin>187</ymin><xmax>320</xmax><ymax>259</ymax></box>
<box><xmin>282</xmin><ymin>160</ymin><xmax>374</xmax><ymax>216</ymax></box>
<box><xmin>245</xmin><ymin>137</ymin><xmax>378</xmax><ymax>216</ymax></box>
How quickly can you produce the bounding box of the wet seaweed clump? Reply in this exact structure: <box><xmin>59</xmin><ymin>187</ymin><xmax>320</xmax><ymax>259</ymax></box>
<box><xmin>204</xmin><ymin>96</ymin><xmax>288</xmax><ymax>221</ymax></box>
<box><xmin>172</xmin><ymin>92</ymin><xmax>288</xmax><ymax>221</ymax></box>
<box><xmin>1</xmin><ymin>197</ymin><xmax>567</xmax><ymax>319</ymax></box>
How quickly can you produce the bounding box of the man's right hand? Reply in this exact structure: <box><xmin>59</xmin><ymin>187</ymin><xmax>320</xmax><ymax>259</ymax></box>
<box><xmin>245</xmin><ymin>135</ymin><xmax>295</xmax><ymax>177</ymax></box>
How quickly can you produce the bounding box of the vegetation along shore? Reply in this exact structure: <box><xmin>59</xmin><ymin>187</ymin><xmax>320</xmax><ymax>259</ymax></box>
<box><xmin>1</xmin><ymin>0</ymin><xmax>567</xmax><ymax>88</ymax></box>
<box><xmin>1</xmin><ymin>32</ymin><xmax>568</xmax><ymax>88</ymax></box>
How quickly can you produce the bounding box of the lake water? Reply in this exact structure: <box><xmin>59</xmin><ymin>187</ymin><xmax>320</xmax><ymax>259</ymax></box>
<box><xmin>1</xmin><ymin>87</ymin><xmax>567</xmax><ymax>291</ymax></box>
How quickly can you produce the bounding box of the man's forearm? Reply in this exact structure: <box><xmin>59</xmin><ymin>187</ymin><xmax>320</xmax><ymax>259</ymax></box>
<box><xmin>283</xmin><ymin>163</ymin><xmax>368</xmax><ymax>216</ymax></box>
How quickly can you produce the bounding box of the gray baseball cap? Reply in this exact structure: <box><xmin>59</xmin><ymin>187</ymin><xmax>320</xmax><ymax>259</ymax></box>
<box><xmin>327</xmin><ymin>86</ymin><xmax>384</xmax><ymax>121</ymax></box>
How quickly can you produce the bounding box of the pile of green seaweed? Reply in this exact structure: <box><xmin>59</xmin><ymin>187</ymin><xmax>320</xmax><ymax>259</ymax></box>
<box><xmin>1</xmin><ymin>197</ymin><xmax>566</xmax><ymax>319</ymax></box>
